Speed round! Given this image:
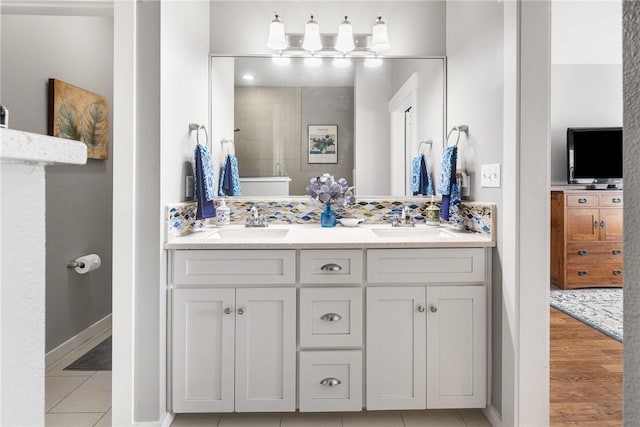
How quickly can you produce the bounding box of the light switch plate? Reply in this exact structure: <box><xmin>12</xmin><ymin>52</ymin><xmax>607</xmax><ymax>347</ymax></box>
<box><xmin>481</xmin><ymin>163</ymin><xmax>501</xmax><ymax>188</ymax></box>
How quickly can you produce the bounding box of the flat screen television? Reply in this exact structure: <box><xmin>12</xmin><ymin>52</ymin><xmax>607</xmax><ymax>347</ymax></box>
<box><xmin>567</xmin><ymin>127</ymin><xmax>623</xmax><ymax>188</ymax></box>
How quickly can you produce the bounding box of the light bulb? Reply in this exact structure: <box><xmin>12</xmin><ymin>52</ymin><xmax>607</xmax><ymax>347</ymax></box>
<box><xmin>266</xmin><ymin>14</ymin><xmax>287</xmax><ymax>51</ymax></box>
<box><xmin>302</xmin><ymin>14</ymin><xmax>322</xmax><ymax>52</ymax></box>
<box><xmin>335</xmin><ymin>16</ymin><xmax>355</xmax><ymax>53</ymax></box>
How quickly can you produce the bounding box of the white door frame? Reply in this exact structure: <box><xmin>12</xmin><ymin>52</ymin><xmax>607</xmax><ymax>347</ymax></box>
<box><xmin>389</xmin><ymin>73</ymin><xmax>418</xmax><ymax>196</ymax></box>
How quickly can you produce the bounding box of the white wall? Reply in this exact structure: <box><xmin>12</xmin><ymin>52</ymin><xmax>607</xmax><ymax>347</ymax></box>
<box><xmin>550</xmin><ymin>0</ymin><xmax>623</xmax><ymax>184</ymax></box>
<box><xmin>0</xmin><ymin>14</ymin><xmax>114</xmax><ymax>353</ymax></box>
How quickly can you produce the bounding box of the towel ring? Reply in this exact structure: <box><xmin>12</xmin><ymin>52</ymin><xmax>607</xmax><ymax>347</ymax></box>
<box><xmin>221</xmin><ymin>139</ymin><xmax>236</xmax><ymax>156</ymax></box>
<box><xmin>418</xmin><ymin>139</ymin><xmax>433</xmax><ymax>155</ymax></box>
<box><xmin>189</xmin><ymin>123</ymin><xmax>209</xmax><ymax>148</ymax></box>
<box><xmin>445</xmin><ymin>125</ymin><xmax>469</xmax><ymax>148</ymax></box>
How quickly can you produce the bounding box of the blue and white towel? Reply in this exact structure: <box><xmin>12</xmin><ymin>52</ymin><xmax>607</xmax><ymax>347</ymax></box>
<box><xmin>219</xmin><ymin>155</ymin><xmax>242</xmax><ymax>197</ymax></box>
<box><xmin>194</xmin><ymin>144</ymin><xmax>216</xmax><ymax>220</ymax></box>
<box><xmin>438</xmin><ymin>146</ymin><xmax>460</xmax><ymax>220</ymax></box>
<box><xmin>411</xmin><ymin>154</ymin><xmax>435</xmax><ymax>196</ymax></box>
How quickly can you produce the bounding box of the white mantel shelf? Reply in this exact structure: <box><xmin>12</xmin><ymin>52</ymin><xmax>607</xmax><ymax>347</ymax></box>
<box><xmin>0</xmin><ymin>127</ymin><xmax>87</xmax><ymax>165</ymax></box>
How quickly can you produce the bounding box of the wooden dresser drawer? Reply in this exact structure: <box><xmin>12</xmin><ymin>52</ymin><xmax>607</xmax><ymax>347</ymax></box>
<box><xmin>300</xmin><ymin>287</ymin><xmax>363</xmax><ymax>348</ymax></box>
<box><xmin>566</xmin><ymin>264</ymin><xmax>624</xmax><ymax>286</ymax></box>
<box><xmin>566</xmin><ymin>194</ymin><xmax>599</xmax><ymax>207</ymax></box>
<box><xmin>567</xmin><ymin>243</ymin><xmax>624</xmax><ymax>264</ymax></box>
<box><xmin>300</xmin><ymin>250</ymin><xmax>363</xmax><ymax>284</ymax></box>
<box><xmin>299</xmin><ymin>350</ymin><xmax>362</xmax><ymax>412</ymax></box>
<box><xmin>599</xmin><ymin>193</ymin><xmax>624</xmax><ymax>207</ymax></box>
<box><xmin>367</xmin><ymin>248</ymin><xmax>485</xmax><ymax>283</ymax></box>
<box><xmin>171</xmin><ymin>250</ymin><xmax>296</xmax><ymax>285</ymax></box>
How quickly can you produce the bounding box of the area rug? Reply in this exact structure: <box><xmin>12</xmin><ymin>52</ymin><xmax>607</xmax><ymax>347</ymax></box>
<box><xmin>550</xmin><ymin>289</ymin><xmax>623</xmax><ymax>342</ymax></box>
<box><xmin>64</xmin><ymin>336</ymin><xmax>111</xmax><ymax>371</ymax></box>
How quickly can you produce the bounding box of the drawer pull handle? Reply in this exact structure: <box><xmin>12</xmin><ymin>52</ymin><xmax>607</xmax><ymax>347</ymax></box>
<box><xmin>429</xmin><ymin>305</ymin><xmax>438</xmax><ymax>313</ymax></box>
<box><xmin>594</xmin><ymin>220</ymin><xmax>599</xmax><ymax>229</ymax></box>
<box><xmin>578</xmin><ymin>250</ymin><xmax>589</xmax><ymax>256</ymax></box>
<box><xmin>613</xmin><ymin>270</ymin><xmax>622</xmax><ymax>276</ymax></box>
<box><xmin>320</xmin><ymin>377</ymin><xmax>342</xmax><ymax>387</ymax></box>
<box><xmin>613</xmin><ymin>249</ymin><xmax>622</xmax><ymax>255</ymax></box>
<box><xmin>578</xmin><ymin>270</ymin><xmax>588</xmax><ymax>276</ymax></box>
<box><xmin>600</xmin><ymin>220</ymin><xmax>606</xmax><ymax>228</ymax></box>
<box><xmin>417</xmin><ymin>305</ymin><xmax>426</xmax><ymax>313</ymax></box>
<box><xmin>237</xmin><ymin>307</ymin><xmax>245</xmax><ymax>315</ymax></box>
<box><xmin>320</xmin><ymin>313</ymin><xmax>342</xmax><ymax>322</ymax></box>
<box><xmin>224</xmin><ymin>307</ymin><xmax>233</xmax><ymax>315</ymax></box>
<box><xmin>321</xmin><ymin>263</ymin><xmax>342</xmax><ymax>272</ymax></box>
<box><xmin>612</xmin><ymin>198</ymin><xmax>622</xmax><ymax>203</ymax></box>
<box><xmin>578</xmin><ymin>198</ymin><xmax>588</xmax><ymax>204</ymax></box>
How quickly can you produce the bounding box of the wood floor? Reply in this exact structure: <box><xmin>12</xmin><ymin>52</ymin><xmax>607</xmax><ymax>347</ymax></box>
<box><xmin>550</xmin><ymin>307</ymin><xmax>623</xmax><ymax>426</ymax></box>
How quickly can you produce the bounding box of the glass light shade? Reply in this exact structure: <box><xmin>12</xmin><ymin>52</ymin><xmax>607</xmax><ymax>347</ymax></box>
<box><xmin>371</xmin><ymin>16</ymin><xmax>390</xmax><ymax>53</ymax></box>
<box><xmin>302</xmin><ymin>15</ymin><xmax>322</xmax><ymax>52</ymax></box>
<box><xmin>364</xmin><ymin>57</ymin><xmax>383</xmax><ymax>68</ymax></box>
<box><xmin>333</xmin><ymin>57</ymin><xmax>351</xmax><ymax>68</ymax></box>
<box><xmin>304</xmin><ymin>56</ymin><xmax>322</xmax><ymax>67</ymax></box>
<box><xmin>334</xmin><ymin>16</ymin><xmax>355</xmax><ymax>53</ymax></box>
<box><xmin>266</xmin><ymin>15</ymin><xmax>287</xmax><ymax>51</ymax></box>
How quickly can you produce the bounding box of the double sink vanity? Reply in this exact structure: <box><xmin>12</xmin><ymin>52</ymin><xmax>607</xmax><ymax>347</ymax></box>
<box><xmin>165</xmin><ymin>204</ymin><xmax>495</xmax><ymax>415</ymax></box>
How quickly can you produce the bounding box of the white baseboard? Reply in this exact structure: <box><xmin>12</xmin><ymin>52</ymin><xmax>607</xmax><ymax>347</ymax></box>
<box><xmin>160</xmin><ymin>412</ymin><xmax>175</xmax><ymax>427</ymax></box>
<box><xmin>46</xmin><ymin>314</ymin><xmax>112</xmax><ymax>367</ymax></box>
<box><xmin>483</xmin><ymin>404</ymin><xmax>502</xmax><ymax>427</ymax></box>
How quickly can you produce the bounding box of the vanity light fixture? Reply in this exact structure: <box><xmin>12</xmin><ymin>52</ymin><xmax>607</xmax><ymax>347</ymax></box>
<box><xmin>334</xmin><ymin>16</ymin><xmax>355</xmax><ymax>53</ymax></box>
<box><xmin>371</xmin><ymin>15</ymin><xmax>391</xmax><ymax>53</ymax></box>
<box><xmin>266</xmin><ymin>14</ymin><xmax>287</xmax><ymax>51</ymax></box>
<box><xmin>301</xmin><ymin>14</ymin><xmax>322</xmax><ymax>52</ymax></box>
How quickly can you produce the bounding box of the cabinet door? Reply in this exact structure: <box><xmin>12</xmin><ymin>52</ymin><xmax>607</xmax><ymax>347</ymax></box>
<box><xmin>172</xmin><ymin>288</ymin><xmax>235</xmax><ymax>412</ymax></box>
<box><xmin>366</xmin><ymin>287</ymin><xmax>426</xmax><ymax>410</ymax></box>
<box><xmin>567</xmin><ymin>208</ymin><xmax>599</xmax><ymax>241</ymax></box>
<box><xmin>235</xmin><ymin>288</ymin><xmax>296</xmax><ymax>412</ymax></box>
<box><xmin>599</xmin><ymin>208</ymin><xmax>623</xmax><ymax>241</ymax></box>
<box><xmin>426</xmin><ymin>286</ymin><xmax>486</xmax><ymax>408</ymax></box>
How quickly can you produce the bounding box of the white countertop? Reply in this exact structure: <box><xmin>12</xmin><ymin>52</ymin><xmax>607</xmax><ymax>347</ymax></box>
<box><xmin>1</xmin><ymin>127</ymin><xmax>87</xmax><ymax>165</ymax></box>
<box><xmin>165</xmin><ymin>223</ymin><xmax>495</xmax><ymax>250</ymax></box>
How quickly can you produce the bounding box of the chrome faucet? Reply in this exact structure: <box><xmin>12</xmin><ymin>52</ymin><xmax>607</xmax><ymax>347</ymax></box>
<box><xmin>392</xmin><ymin>204</ymin><xmax>416</xmax><ymax>227</ymax></box>
<box><xmin>245</xmin><ymin>206</ymin><xmax>268</xmax><ymax>227</ymax></box>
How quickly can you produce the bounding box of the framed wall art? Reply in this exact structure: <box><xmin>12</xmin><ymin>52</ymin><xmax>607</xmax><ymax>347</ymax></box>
<box><xmin>308</xmin><ymin>124</ymin><xmax>338</xmax><ymax>164</ymax></box>
<box><xmin>48</xmin><ymin>78</ymin><xmax>110</xmax><ymax>160</ymax></box>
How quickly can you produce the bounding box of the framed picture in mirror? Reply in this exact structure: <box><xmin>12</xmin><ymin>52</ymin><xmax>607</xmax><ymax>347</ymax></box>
<box><xmin>308</xmin><ymin>125</ymin><xmax>338</xmax><ymax>164</ymax></box>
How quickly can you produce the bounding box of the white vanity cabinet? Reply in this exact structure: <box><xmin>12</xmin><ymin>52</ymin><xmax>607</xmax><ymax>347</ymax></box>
<box><xmin>366</xmin><ymin>248</ymin><xmax>488</xmax><ymax>410</ymax></box>
<box><xmin>170</xmin><ymin>250</ymin><xmax>297</xmax><ymax>413</ymax></box>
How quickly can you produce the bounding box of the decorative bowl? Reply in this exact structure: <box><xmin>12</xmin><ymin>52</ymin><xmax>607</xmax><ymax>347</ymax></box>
<box><xmin>339</xmin><ymin>218</ymin><xmax>364</xmax><ymax>227</ymax></box>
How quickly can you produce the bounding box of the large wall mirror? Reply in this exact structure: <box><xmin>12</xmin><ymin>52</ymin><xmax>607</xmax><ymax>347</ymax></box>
<box><xmin>210</xmin><ymin>56</ymin><xmax>445</xmax><ymax>197</ymax></box>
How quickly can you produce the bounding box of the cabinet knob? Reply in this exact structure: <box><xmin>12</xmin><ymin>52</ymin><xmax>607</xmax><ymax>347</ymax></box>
<box><xmin>613</xmin><ymin>270</ymin><xmax>622</xmax><ymax>276</ymax></box>
<box><xmin>613</xmin><ymin>249</ymin><xmax>622</xmax><ymax>255</ymax></box>
<box><xmin>321</xmin><ymin>263</ymin><xmax>342</xmax><ymax>272</ymax></box>
<box><xmin>612</xmin><ymin>197</ymin><xmax>622</xmax><ymax>204</ymax></box>
<box><xmin>417</xmin><ymin>305</ymin><xmax>426</xmax><ymax>313</ymax></box>
<box><xmin>224</xmin><ymin>307</ymin><xmax>232</xmax><ymax>315</ymax></box>
<box><xmin>578</xmin><ymin>198</ymin><xmax>588</xmax><ymax>204</ymax></box>
<box><xmin>578</xmin><ymin>249</ymin><xmax>589</xmax><ymax>256</ymax></box>
<box><xmin>320</xmin><ymin>377</ymin><xmax>342</xmax><ymax>387</ymax></box>
<box><xmin>320</xmin><ymin>312</ymin><xmax>342</xmax><ymax>322</ymax></box>
<box><xmin>578</xmin><ymin>270</ymin><xmax>588</xmax><ymax>276</ymax></box>
<box><xmin>429</xmin><ymin>305</ymin><xmax>438</xmax><ymax>313</ymax></box>
<box><xmin>237</xmin><ymin>307</ymin><xmax>245</xmax><ymax>315</ymax></box>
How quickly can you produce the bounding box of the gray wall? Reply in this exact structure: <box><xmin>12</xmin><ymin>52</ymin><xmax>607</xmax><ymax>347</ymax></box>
<box><xmin>446</xmin><ymin>0</ymin><xmax>504</xmax><ymax>415</ymax></box>
<box><xmin>0</xmin><ymin>14</ymin><xmax>113</xmax><ymax>353</ymax></box>
<box><xmin>623</xmin><ymin>2</ymin><xmax>640</xmax><ymax>424</ymax></box>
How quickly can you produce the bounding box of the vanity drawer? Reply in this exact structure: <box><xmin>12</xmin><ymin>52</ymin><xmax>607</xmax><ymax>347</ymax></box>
<box><xmin>300</xmin><ymin>288</ymin><xmax>363</xmax><ymax>348</ymax></box>
<box><xmin>299</xmin><ymin>350</ymin><xmax>362</xmax><ymax>412</ymax></box>
<box><xmin>367</xmin><ymin>248</ymin><xmax>485</xmax><ymax>283</ymax></box>
<box><xmin>299</xmin><ymin>250</ymin><xmax>363</xmax><ymax>284</ymax></box>
<box><xmin>567</xmin><ymin>243</ymin><xmax>624</xmax><ymax>264</ymax></box>
<box><xmin>171</xmin><ymin>250</ymin><xmax>296</xmax><ymax>286</ymax></box>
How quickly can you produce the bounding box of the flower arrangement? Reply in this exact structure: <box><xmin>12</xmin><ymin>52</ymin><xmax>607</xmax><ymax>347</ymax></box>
<box><xmin>306</xmin><ymin>173</ymin><xmax>355</xmax><ymax>207</ymax></box>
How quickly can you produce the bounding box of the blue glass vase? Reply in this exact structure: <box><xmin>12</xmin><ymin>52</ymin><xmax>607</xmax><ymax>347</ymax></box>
<box><xmin>321</xmin><ymin>203</ymin><xmax>337</xmax><ymax>227</ymax></box>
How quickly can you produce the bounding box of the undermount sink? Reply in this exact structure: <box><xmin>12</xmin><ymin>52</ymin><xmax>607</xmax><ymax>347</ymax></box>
<box><xmin>371</xmin><ymin>227</ymin><xmax>453</xmax><ymax>239</ymax></box>
<box><xmin>217</xmin><ymin>228</ymin><xmax>289</xmax><ymax>239</ymax></box>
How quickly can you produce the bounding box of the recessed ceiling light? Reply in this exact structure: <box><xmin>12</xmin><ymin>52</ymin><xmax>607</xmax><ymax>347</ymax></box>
<box><xmin>242</xmin><ymin>74</ymin><xmax>255</xmax><ymax>81</ymax></box>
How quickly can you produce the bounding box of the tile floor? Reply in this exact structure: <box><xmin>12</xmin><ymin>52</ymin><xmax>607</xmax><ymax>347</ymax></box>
<box><xmin>45</xmin><ymin>328</ymin><xmax>492</xmax><ymax>427</ymax></box>
<box><xmin>171</xmin><ymin>409</ymin><xmax>492</xmax><ymax>427</ymax></box>
<box><xmin>45</xmin><ymin>328</ymin><xmax>112</xmax><ymax>427</ymax></box>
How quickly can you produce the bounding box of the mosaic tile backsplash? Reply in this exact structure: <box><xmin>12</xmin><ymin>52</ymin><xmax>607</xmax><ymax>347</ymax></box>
<box><xmin>167</xmin><ymin>198</ymin><xmax>495</xmax><ymax>239</ymax></box>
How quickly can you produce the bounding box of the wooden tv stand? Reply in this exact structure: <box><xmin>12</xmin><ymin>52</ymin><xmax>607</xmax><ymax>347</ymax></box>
<box><xmin>550</xmin><ymin>188</ymin><xmax>623</xmax><ymax>289</ymax></box>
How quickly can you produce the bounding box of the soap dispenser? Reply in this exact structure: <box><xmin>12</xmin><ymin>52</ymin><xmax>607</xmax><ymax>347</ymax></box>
<box><xmin>425</xmin><ymin>196</ymin><xmax>440</xmax><ymax>226</ymax></box>
<box><xmin>215</xmin><ymin>199</ymin><xmax>230</xmax><ymax>227</ymax></box>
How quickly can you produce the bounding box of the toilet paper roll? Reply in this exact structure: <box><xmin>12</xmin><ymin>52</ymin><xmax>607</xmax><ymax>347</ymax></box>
<box><xmin>74</xmin><ymin>254</ymin><xmax>101</xmax><ymax>274</ymax></box>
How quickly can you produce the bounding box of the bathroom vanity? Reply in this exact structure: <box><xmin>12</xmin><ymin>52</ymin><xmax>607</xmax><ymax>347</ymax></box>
<box><xmin>165</xmin><ymin>223</ymin><xmax>494</xmax><ymax>414</ymax></box>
